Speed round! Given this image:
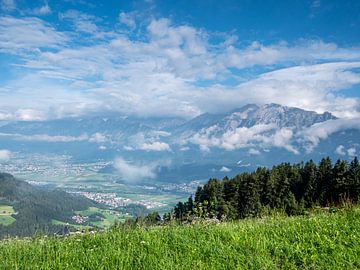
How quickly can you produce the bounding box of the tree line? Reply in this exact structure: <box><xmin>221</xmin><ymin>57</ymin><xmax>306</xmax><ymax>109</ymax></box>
<box><xmin>172</xmin><ymin>157</ymin><xmax>360</xmax><ymax>221</ymax></box>
<box><xmin>133</xmin><ymin>157</ymin><xmax>360</xmax><ymax>225</ymax></box>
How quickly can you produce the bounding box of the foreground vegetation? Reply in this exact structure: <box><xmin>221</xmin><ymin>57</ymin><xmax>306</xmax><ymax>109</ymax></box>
<box><xmin>0</xmin><ymin>206</ymin><xmax>359</xmax><ymax>269</ymax></box>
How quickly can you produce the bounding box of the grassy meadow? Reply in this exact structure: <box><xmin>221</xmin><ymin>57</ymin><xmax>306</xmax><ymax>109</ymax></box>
<box><xmin>0</xmin><ymin>205</ymin><xmax>16</xmax><ymax>226</ymax></box>
<box><xmin>0</xmin><ymin>206</ymin><xmax>359</xmax><ymax>269</ymax></box>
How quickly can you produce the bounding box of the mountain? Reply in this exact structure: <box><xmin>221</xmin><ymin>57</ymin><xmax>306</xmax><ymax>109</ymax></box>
<box><xmin>175</xmin><ymin>103</ymin><xmax>335</xmax><ymax>134</ymax></box>
<box><xmin>0</xmin><ymin>173</ymin><xmax>96</xmax><ymax>238</ymax></box>
<box><xmin>0</xmin><ymin>103</ymin><xmax>358</xmax><ymax>183</ymax></box>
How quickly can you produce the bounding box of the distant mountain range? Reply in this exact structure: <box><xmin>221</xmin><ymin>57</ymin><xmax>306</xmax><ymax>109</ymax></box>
<box><xmin>0</xmin><ymin>104</ymin><xmax>359</xmax><ymax>182</ymax></box>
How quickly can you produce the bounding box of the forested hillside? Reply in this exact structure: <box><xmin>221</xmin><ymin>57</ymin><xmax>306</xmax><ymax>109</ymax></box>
<box><xmin>0</xmin><ymin>173</ymin><xmax>95</xmax><ymax>237</ymax></box>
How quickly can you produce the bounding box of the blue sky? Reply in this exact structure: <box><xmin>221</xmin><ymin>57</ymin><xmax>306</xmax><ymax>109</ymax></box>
<box><xmin>0</xmin><ymin>0</ymin><xmax>360</xmax><ymax>120</ymax></box>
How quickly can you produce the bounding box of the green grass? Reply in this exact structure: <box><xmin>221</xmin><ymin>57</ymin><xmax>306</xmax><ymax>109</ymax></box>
<box><xmin>0</xmin><ymin>205</ymin><xmax>16</xmax><ymax>226</ymax></box>
<box><xmin>75</xmin><ymin>207</ymin><xmax>128</xmax><ymax>228</ymax></box>
<box><xmin>75</xmin><ymin>206</ymin><xmax>100</xmax><ymax>217</ymax></box>
<box><xmin>51</xmin><ymin>220</ymin><xmax>92</xmax><ymax>230</ymax></box>
<box><xmin>0</xmin><ymin>207</ymin><xmax>359</xmax><ymax>269</ymax></box>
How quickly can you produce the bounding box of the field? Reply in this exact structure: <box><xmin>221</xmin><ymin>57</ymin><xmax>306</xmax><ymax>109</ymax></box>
<box><xmin>75</xmin><ymin>207</ymin><xmax>130</xmax><ymax>228</ymax></box>
<box><xmin>0</xmin><ymin>205</ymin><xmax>16</xmax><ymax>226</ymax></box>
<box><xmin>52</xmin><ymin>207</ymin><xmax>129</xmax><ymax>230</ymax></box>
<box><xmin>0</xmin><ymin>207</ymin><xmax>359</xmax><ymax>269</ymax></box>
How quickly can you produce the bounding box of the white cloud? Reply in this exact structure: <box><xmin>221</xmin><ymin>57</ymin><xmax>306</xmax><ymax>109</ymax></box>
<box><xmin>271</xmin><ymin>128</ymin><xmax>298</xmax><ymax>154</ymax></box>
<box><xmin>89</xmin><ymin>132</ymin><xmax>107</xmax><ymax>143</ymax></box>
<box><xmin>189</xmin><ymin>116</ymin><xmax>360</xmax><ymax>154</ymax></box>
<box><xmin>15</xmin><ymin>109</ymin><xmax>46</xmax><ymax>121</ymax></box>
<box><xmin>335</xmin><ymin>145</ymin><xmax>346</xmax><ymax>155</ymax></box>
<box><xmin>347</xmin><ymin>147</ymin><xmax>357</xmax><ymax>157</ymax></box>
<box><xmin>189</xmin><ymin>124</ymin><xmax>292</xmax><ymax>153</ymax></box>
<box><xmin>220</xmin><ymin>166</ymin><xmax>231</xmax><ymax>172</ymax></box>
<box><xmin>139</xmin><ymin>141</ymin><xmax>171</xmax><ymax>151</ymax></box>
<box><xmin>0</xmin><ymin>109</ymin><xmax>46</xmax><ymax>121</ymax></box>
<box><xmin>0</xmin><ymin>149</ymin><xmax>11</xmax><ymax>161</ymax></box>
<box><xmin>1</xmin><ymin>16</ymin><xmax>360</xmax><ymax>120</ymax></box>
<box><xmin>149</xmin><ymin>130</ymin><xmax>172</xmax><ymax>137</ymax></box>
<box><xmin>119</xmin><ymin>11</ymin><xmax>136</xmax><ymax>29</ymax></box>
<box><xmin>59</xmin><ymin>10</ymin><xmax>99</xmax><ymax>34</ymax></box>
<box><xmin>1</xmin><ymin>0</ymin><xmax>15</xmax><ymax>11</ymax></box>
<box><xmin>31</xmin><ymin>3</ymin><xmax>52</xmax><ymax>15</ymax></box>
<box><xmin>114</xmin><ymin>157</ymin><xmax>156</xmax><ymax>181</ymax></box>
<box><xmin>0</xmin><ymin>16</ymin><xmax>67</xmax><ymax>53</ymax></box>
<box><xmin>199</xmin><ymin>62</ymin><xmax>360</xmax><ymax>118</ymax></box>
<box><xmin>299</xmin><ymin>118</ymin><xmax>360</xmax><ymax>152</ymax></box>
<box><xmin>248</xmin><ymin>148</ymin><xmax>260</xmax><ymax>155</ymax></box>
<box><xmin>191</xmin><ymin>123</ymin><xmax>297</xmax><ymax>153</ymax></box>
<box><xmin>0</xmin><ymin>133</ymin><xmax>89</xmax><ymax>142</ymax></box>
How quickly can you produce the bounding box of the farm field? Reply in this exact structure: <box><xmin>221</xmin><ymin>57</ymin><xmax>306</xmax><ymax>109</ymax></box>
<box><xmin>0</xmin><ymin>205</ymin><xmax>16</xmax><ymax>226</ymax></box>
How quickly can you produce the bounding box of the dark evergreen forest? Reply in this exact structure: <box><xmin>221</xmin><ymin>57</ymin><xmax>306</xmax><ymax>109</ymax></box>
<box><xmin>165</xmin><ymin>157</ymin><xmax>360</xmax><ymax>222</ymax></box>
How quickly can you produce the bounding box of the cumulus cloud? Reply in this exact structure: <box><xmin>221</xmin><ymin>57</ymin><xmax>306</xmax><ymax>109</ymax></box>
<box><xmin>335</xmin><ymin>145</ymin><xmax>346</xmax><ymax>155</ymax></box>
<box><xmin>89</xmin><ymin>132</ymin><xmax>107</xmax><ymax>143</ymax></box>
<box><xmin>199</xmin><ymin>62</ymin><xmax>360</xmax><ymax>118</ymax></box>
<box><xmin>0</xmin><ymin>149</ymin><xmax>11</xmax><ymax>161</ymax></box>
<box><xmin>220</xmin><ymin>166</ymin><xmax>231</xmax><ymax>172</ymax></box>
<box><xmin>191</xmin><ymin>123</ymin><xmax>298</xmax><ymax>153</ymax></box>
<box><xmin>347</xmin><ymin>147</ymin><xmax>357</xmax><ymax>157</ymax></box>
<box><xmin>188</xmin><ymin>113</ymin><xmax>360</xmax><ymax>154</ymax></box>
<box><xmin>114</xmin><ymin>157</ymin><xmax>156</xmax><ymax>181</ymax></box>
<box><xmin>139</xmin><ymin>141</ymin><xmax>171</xmax><ymax>151</ymax></box>
<box><xmin>0</xmin><ymin>109</ymin><xmax>46</xmax><ymax>121</ymax></box>
<box><xmin>1</xmin><ymin>15</ymin><xmax>360</xmax><ymax>120</ymax></box>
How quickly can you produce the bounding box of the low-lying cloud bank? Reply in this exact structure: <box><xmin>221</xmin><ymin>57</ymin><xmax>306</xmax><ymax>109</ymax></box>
<box><xmin>299</xmin><ymin>118</ymin><xmax>360</xmax><ymax>152</ymax></box>
<box><xmin>191</xmin><ymin>124</ymin><xmax>297</xmax><ymax>154</ymax></box>
<box><xmin>189</xmin><ymin>118</ymin><xmax>360</xmax><ymax>154</ymax></box>
<box><xmin>0</xmin><ymin>149</ymin><xmax>11</xmax><ymax>161</ymax></box>
<box><xmin>114</xmin><ymin>157</ymin><xmax>156</xmax><ymax>182</ymax></box>
<box><xmin>0</xmin><ymin>132</ymin><xmax>108</xmax><ymax>143</ymax></box>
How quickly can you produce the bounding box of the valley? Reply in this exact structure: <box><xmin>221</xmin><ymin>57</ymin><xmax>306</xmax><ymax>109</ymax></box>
<box><xmin>1</xmin><ymin>104</ymin><xmax>359</xmax><ymax>214</ymax></box>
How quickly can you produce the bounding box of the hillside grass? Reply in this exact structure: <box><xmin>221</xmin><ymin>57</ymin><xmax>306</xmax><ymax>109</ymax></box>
<box><xmin>0</xmin><ymin>205</ymin><xmax>16</xmax><ymax>226</ymax></box>
<box><xmin>0</xmin><ymin>207</ymin><xmax>359</xmax><ymax>270</ymax></box>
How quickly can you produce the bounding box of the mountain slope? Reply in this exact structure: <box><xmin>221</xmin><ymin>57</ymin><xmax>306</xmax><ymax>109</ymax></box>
<box><xmin>0</xmin><ymin>173</ymin><xmax>96</xmax><ymax>237</ymax></box>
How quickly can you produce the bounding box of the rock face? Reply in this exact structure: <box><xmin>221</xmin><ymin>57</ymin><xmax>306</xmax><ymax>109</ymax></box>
<box><xmin>172</xmin><ymin>104</ymin><xmax>336</xmax><ymax>143</ymax></box>
<box><xmin>187</xmin><ymin>103</ymin><xmax>335</xmax><ymax>132</ymax></box>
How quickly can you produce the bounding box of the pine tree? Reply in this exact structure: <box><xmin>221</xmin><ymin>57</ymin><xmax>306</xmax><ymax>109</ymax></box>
<box><xmin>302</xmin><ymin>160</ymin><xmax>317</xmax><ymax>207</ymax></box>
<box><xmin>317</xmin><ymin>157</ymin><xmax>333</xmax><ymax>205</ymax></box>
<box><xmin>332</xmin><ymin>159</ymin><xmax>349</xmax><ymax>204</ymax></box>
<box><xmin>348</xmin><ymin>157</ymin><xmax>360</xmax><ymax>203</ymax></box>
<box><xmin>237</xmin><ymin>173</ymin><xmax>261</xmax><ymax>218</ymax></box>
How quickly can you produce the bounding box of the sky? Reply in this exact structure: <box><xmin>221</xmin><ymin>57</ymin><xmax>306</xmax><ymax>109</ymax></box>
<box><xmin>0</xmin><ymin>0</ymin><xmax>360</xmax><ymax>121</ymax></box>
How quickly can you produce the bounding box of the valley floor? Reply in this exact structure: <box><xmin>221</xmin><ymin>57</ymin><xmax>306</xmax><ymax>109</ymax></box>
<box><xmin>0</xmin><ymin>207</ymin><xmax>359</xmax><ymax>269</ymax></box>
